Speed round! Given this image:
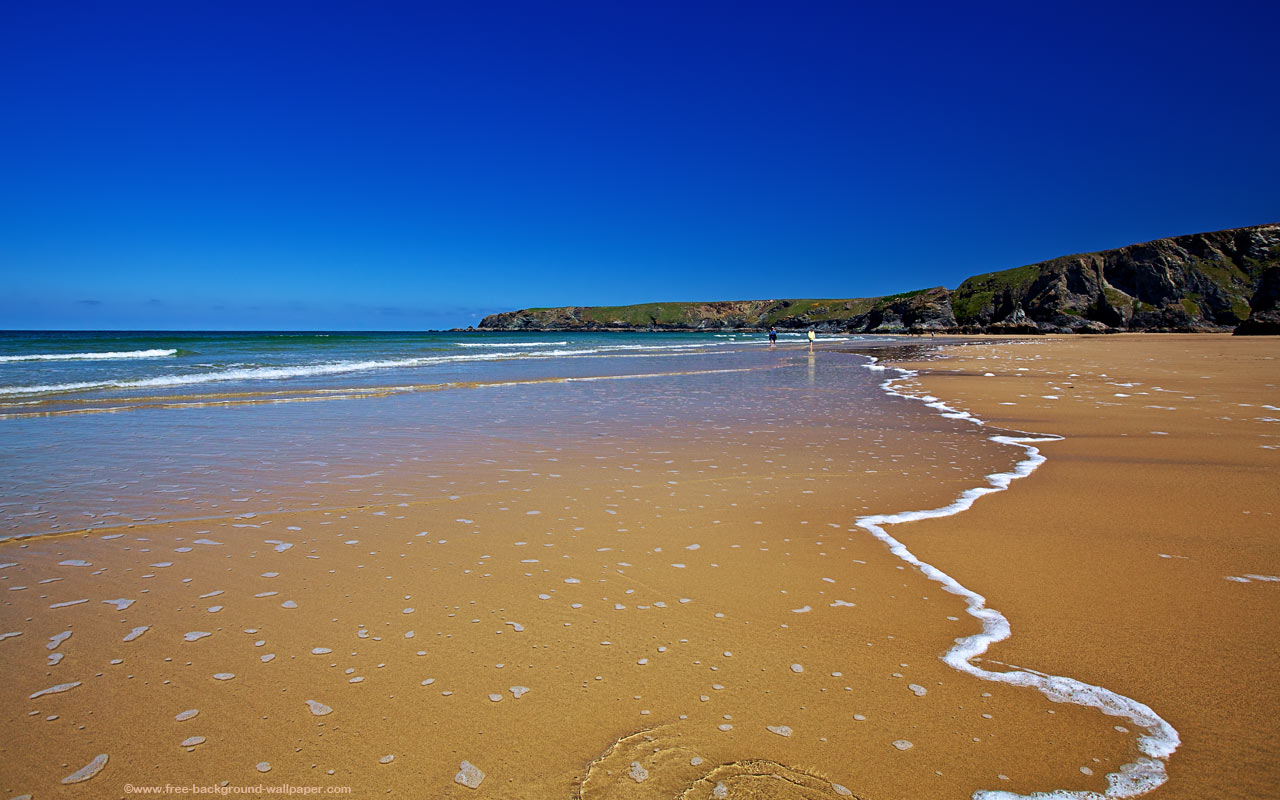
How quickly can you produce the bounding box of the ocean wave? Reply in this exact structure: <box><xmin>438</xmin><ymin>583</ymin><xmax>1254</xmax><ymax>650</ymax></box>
<box><xmin>454</xmin><ymin>341</ymin><xmax>568</xmax><ymax>348</ymax></box>
<box><xmin>538</xmin><ymin>343</ymin><xmax>724</xmax><ymax>356</ymax></box>
<box><xmin>0</xmin><ymin>342</ymin><xmax>735</xmax><ymax>397</ymax></box>
<box><xmin>0</xmin><ymin>348</ymin><xmax>178</xmax><ymax>363</ymax></box>
<box><xmin>0</xmin><ymin>352</ymin><xmax>523</xmax><ymax>396</ymax></box>
<box><xmin>0</xmin><ymin>335</ymin><xmax>851</xmax><ymax>398</ymax></box>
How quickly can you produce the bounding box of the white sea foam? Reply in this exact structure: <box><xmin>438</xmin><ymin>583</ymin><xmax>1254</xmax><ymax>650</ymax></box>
<box><xmin>0</xmin><ymin>340</ymin><xmax>753</xmax><ymax>398</ymax></box>
<box><xmin>628</xmin><ymin>761</ymin><xmax>649</xmax><ymax>782</ymax></box>
<box><xmin>305</xmin><ymin>699</ymin><xmax>333</xmax><ymax>716</ymax></box>
<box><xmin>857</xmin><ymin>356</ymin><xmax>1179</xmax><ymax>799</ymax></box>
<box><xmin>0</xmin><ymin>351</ymin><xmax>515</xmax><ymax>396</ymax></box>
<box><xmin>455</xmin><ymin>761</ymin><xmax>485</xmax><ymax>789</ymax></box>
<box><xmin>61</xmin><ymin>753</ymin><xmax>108</xmax><ymax>784</ymax></box>
<box><xmin>539</xmin><ymin>348</ymin><xmax>609</xmax><ymax>357</ymax></box>
<box><xmin>30</xmin><ymin>681</ymin><xmax>81</xmax><ymax>699</ymax></box>
<box><xmin>455</xmin><ymin>341</ymin><xmax>568</xmax><ymax>348</ymax></box>
<box><xmin>0</xmin><ymin>349</ymin><xmax>176</xmax><ymax>363</ymax></box>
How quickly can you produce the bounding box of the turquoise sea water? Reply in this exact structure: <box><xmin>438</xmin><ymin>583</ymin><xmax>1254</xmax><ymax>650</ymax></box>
<box><xmin>0</xmin><ymin>330</ymin><xmax>893</xmax><ymax>410</ymax></box>
<box><xmin>0</xmin><ymin>330</ymin><xmax>797</xmax><ymax>403</ymax></box>
<box><xmin>5</xmin><ymin>329</ymin><xmax>945</xmax><ymax>538</ymax></box>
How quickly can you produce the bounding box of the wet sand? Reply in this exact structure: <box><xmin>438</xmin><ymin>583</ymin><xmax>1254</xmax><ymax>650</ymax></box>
<box><xmin>1</xmin><ymin>337</ymin><xmax>1276</xmax><ymax>799</ymax></box>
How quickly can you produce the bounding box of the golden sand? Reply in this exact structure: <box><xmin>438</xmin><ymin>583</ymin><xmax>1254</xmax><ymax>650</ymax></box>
<box><xmin>1</xmin><ymin>335</ymin><xmax>1276</xmax><ymax>799</ymax></box>
<box><xmin>888</xmin><ymin>334</ymin><xmax>1280</xmax><ymax>800</ymax></box>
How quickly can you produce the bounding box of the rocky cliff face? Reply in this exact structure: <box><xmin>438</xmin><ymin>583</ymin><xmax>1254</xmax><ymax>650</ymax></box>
<box><xmin>950</xmin><ymin>224</ymin><xmax>1280</xmax><ymax>333</ymax></box>
<box><xmin>1234</xmin><ymin>267</ymin><xmax>1280</xmax><ymax>335</ymax></box>
<box><xmin>480</xmin><ymin>224</ymin><xmax>1280</xmax><ymax>334</ymax></box>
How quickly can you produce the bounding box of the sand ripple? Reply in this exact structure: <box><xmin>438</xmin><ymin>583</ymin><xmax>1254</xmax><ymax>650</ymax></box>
<box><xmin>580</xmin><ymin>726</ymin><xmax>861</xmax><ymax>799</ymax></box>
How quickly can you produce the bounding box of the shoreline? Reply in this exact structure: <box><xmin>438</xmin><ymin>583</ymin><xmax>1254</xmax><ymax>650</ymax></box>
<box><xmin>856</xmin><ymin>349</ymin><xmax>1178</xmax><ymax>798</ymax></box>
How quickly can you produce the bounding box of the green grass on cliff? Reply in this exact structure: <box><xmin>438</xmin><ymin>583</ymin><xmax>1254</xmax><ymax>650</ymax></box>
<box><xmin>580</xmin><ymin>303</ymin><xmax>698</xmax><ymax>326</ymax></box>
<box><xmin>1193</xmin><ymin>256</ymin><xmax>1255</xmax><ymax>292</ymax></box>
<box><xmin>521</xmin><ymin>290</ymin><xmax>932</xmax><ymax>327</ymax></box>
<box><xmin>1103</xmin><ymin>287</ymin><xmax>1133</xmax><ymax>308</ymax></box>
<box><xmin>581</xmin><ymin>299</ymin><xmax>878</xmax><ymax>326</ymax></box>
<box><xmin>762</xmin><ymin>298</ymin><xmax>872</xmax><ymax>324</ymax></box>
<box><xmin>518</xmin><ymin>303</ymin><xmax>698</xmax><ymax>326</ymax></box>
<box><xmin>1196</xmin><ymin>253</ymin><xmax>1277</xmax><ymax>321</ymax></box>
<box><xmin>950</xmin><ymin>263</ymin><xmax>1045</xmax><ymax>322</ymax></box>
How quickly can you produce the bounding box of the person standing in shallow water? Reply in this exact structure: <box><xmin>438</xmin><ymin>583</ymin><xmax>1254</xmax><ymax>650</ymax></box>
<box><xmin>768</xmin><ymin>326</ymin><xmax>777</xmax><ymax>346</ymax></box>
<box><xmin>807</xmin><ymin>328</ymin><xmax>816</xmax><ymax>350</ymax></box>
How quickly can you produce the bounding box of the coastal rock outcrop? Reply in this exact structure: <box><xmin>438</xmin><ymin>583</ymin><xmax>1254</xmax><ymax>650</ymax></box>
<box><xmin>1233</xmin><ymin>267</ymin><xmax>1280</xmax><ymax>335</ymax></box>
<box><xmin>951</xmin><ymin>224</ymin><xmax>1279</xmax><ymax>333</ymax></box>
<box><xmin>480</xmin><ymin>224</ymin><xmax>1280</xmax><ymax>334</ymax></box>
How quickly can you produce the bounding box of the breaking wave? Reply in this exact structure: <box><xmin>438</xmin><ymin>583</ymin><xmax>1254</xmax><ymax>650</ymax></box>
<box><xmin>0</xmin><ymin>348</ymin><xmax>178</xmax><ymax>363</ymax></box>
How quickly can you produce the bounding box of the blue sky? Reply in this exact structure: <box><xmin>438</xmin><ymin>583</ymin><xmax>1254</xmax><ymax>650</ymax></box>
<box><xmin>2</xmin><ymin>0</ymin><xmax>1277</xmax><ymax>330</ymax></box>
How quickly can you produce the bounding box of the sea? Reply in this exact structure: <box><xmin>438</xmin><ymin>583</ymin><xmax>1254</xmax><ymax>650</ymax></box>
<box><xmin>0</xmin><ymin>329</ymin><xmax>938</xmax><ymax>539</ymax></box>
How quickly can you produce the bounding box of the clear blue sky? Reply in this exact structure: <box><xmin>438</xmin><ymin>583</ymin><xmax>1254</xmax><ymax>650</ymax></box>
<box><xmin>3</xmin><ymin>0</ymin><xmax>1277</xmax><ymax>330</ymax></box>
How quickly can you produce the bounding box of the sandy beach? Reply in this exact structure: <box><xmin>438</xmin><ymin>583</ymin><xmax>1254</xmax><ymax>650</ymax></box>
<box><xmin>883</xmin><ymin>334</ymin><xmax>1280</xmax><ymax>799</ymax></box>
<box><xmin>2</xmin><ymin>335</ymin><xmax>1277</xmax><ymax>800</ymax></box>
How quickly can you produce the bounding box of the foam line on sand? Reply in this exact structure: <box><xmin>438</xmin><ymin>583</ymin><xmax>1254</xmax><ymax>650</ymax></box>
<box><xmin>858</xmin><ymin>355</ymin><xmax>1179</xmax><ymax>800</ymax></box>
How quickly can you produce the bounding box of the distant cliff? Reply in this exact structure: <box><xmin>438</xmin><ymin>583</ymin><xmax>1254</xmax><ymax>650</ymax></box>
<box><xmin>479</xmin><ymin>224</ymin><xmax>1280</xmax><ymax>334</ymax></box>
<box><xmin>479</xmin><ymin>289</ymin><xmax>956</xmax><ymax>333</ymax></box>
